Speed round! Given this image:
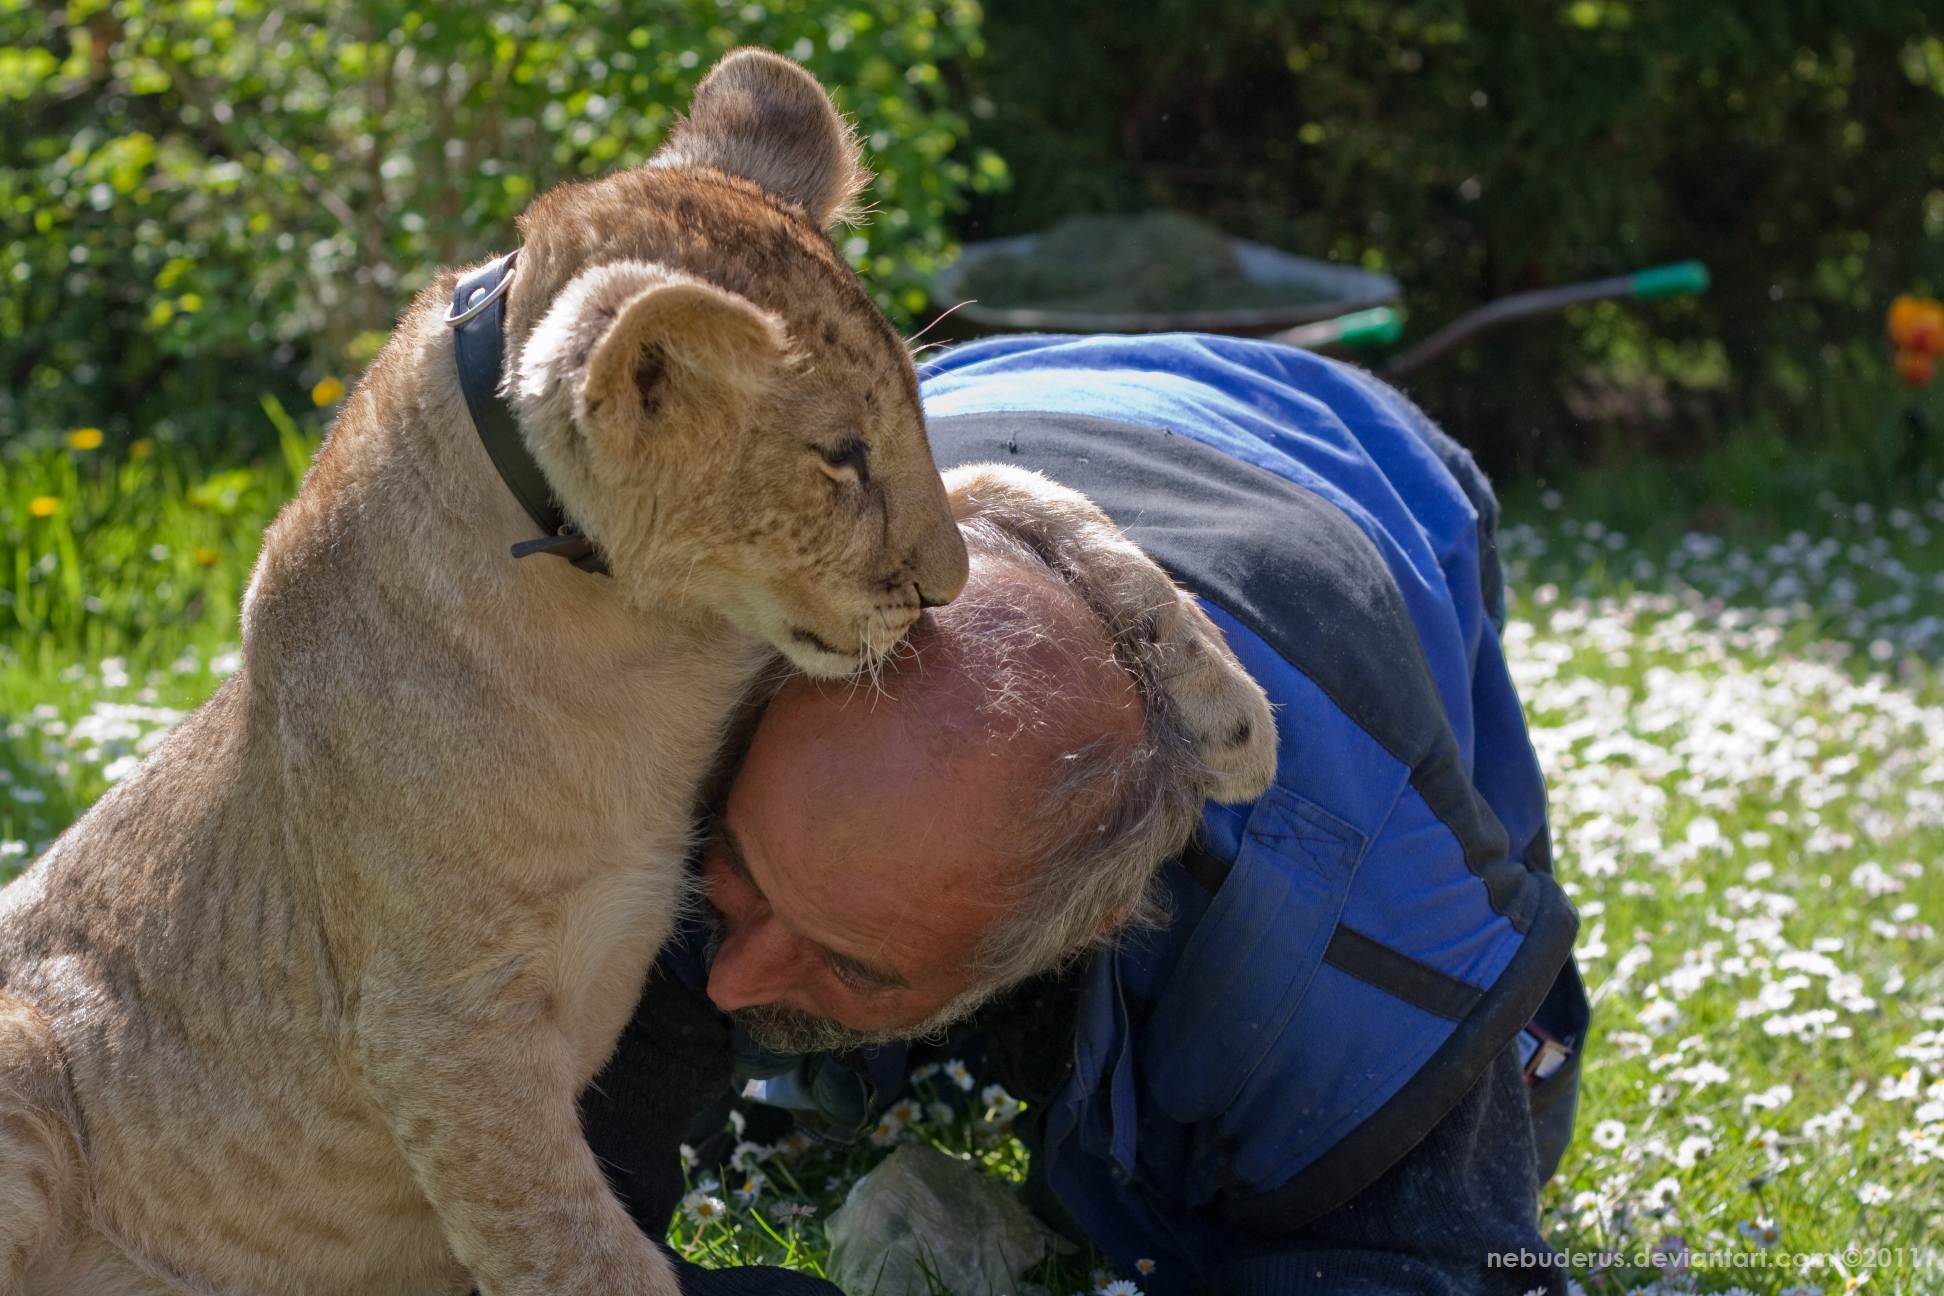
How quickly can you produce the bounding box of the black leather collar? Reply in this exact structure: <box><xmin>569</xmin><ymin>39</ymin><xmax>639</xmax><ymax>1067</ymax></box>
<box><xmin>447</xmin><ymin>250</ymin><xmax>608</xmax><ymax>574</ymax></box>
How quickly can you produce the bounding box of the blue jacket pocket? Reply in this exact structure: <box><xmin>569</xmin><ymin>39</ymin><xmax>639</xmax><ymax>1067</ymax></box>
<box><xmin>1143</xmin><ymin>785</ymin><xmax>1369</xmax><ymax>1123</ymax></box>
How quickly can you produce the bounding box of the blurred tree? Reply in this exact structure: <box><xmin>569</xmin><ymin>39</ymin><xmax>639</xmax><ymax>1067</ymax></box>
<box><xmin>0</xmin><ymin>0</ymin><xmax>1000</xmax><ymax>453</ymax></box>
<box><xmin>954</xmin><ymin>0</ymin><xmax>1944</xmax><ymax>473</ymax></box>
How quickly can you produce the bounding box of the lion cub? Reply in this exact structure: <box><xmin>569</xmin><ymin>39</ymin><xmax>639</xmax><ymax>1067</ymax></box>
<box><xmin>0</xmin><ymin>50</ymin><xmax>967</xmax><ymax>1295</ymax></box>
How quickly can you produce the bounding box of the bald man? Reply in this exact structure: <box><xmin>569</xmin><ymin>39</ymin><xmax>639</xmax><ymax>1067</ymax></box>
<box><xmin>584</xmin><ymin>334</ymin><xmax>1589</xmax><ymax>1295</ymax></box>
<box><xmin>705</xmin><ymin>554</ymin><xmax>1153</xmax><ymax>1055</ymax></box>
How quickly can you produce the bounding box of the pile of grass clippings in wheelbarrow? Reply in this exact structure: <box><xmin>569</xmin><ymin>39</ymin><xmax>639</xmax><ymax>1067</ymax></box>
<box><xmin>957</xmin><ymin>212</ymin><xmax>1336</xmax><ymax>315</ymax></box>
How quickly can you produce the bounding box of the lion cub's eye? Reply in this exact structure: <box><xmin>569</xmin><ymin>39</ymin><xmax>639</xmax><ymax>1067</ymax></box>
<box><xmin>816</xmin><ymin>439</ymin><xmax>871</xmax><ymax>487</ymax></box>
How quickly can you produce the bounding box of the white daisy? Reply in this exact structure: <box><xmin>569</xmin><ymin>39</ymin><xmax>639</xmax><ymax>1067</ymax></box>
<box><xmin>681</xmin><ymin>1191</ymin><xmax>727</xmax><ymax>1226</ymax></box>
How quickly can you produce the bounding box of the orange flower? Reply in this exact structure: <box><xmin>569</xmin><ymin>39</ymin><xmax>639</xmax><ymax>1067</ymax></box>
<box><xmin>1887</xmin><ymin>294</ymin><xmax>1944</xmax><ymax>357</ymax></box>
<box><xmin>1894</xmin><ymin>348</ymin><xmax>1936</xmax><ymax>389</ymax></box>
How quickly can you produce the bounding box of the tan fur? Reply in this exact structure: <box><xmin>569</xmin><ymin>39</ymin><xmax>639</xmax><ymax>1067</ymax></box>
<box><xmin>0</xmin><ymin>50</ymin><xmax>966</xmax><ymax>1296</ymax></box>
<box><xmin>650</xmin><ymin>49</ymin><xmax>868</xmax><ymax>230</ymax></box>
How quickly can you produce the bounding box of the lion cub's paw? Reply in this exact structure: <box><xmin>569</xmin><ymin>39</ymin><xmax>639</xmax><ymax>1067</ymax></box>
<box><xmin>945</xmin><ymin>462</ymin><xmax>1278</xmax><ymax>805</ymax></box>
<box><xmin>1143</xmin><ymin>588</ymin><xmax>1279</xmax><ymax>805</ymax></box>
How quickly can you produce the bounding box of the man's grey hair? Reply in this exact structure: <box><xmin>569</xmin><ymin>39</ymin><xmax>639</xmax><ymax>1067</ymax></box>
<box><xmin>934</xmin><ymin>512</ymin><xmax>1215</xmax><ymax>1013</ymax></box>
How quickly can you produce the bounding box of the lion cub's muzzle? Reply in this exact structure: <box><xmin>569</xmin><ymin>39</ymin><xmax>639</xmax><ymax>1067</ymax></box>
<box><xmin>786</xmin><ymin>599</ymin><xmax>920</xmax><ymax>677</ymax></box>
<box><xmin>778</xmin><ymin>508</ymin><xmax>965</xmax><ymax>679</ymax></box>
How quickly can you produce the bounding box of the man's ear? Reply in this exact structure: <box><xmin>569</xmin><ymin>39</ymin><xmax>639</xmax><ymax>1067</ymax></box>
<box><xmin>650</xmin><ymin>47</ymin><xmax>869</xmax><ymax>230</ymax></box>
<box><xmin>518</xmin><ymin>260</ymin><xmax>793</xmax><ymax>449</ymax></box>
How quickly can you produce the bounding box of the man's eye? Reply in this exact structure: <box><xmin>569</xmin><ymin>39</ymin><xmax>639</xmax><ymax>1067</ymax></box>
<box><xmin>826</xmin><ymin>956</ymin><xmax>875</xmax><ymax>991</ymax></box>
<box><xmin>817</xmin><ymin>439</ymin><xmax>871</xmax><ymax>487</ymax></box>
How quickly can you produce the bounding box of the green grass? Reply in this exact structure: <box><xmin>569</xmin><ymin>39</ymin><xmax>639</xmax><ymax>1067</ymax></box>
<box><xmin>4</xmin><ymin>403</ymin><xmax>1943</xmax><ymax>1295</ymax></box>
<box><xmin>1501</xmin><ymin>504</ymin><xmax>1944</xmax><ymax>1295</ymax></box>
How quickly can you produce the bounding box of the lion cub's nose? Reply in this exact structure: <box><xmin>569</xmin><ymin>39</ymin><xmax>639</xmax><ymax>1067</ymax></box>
<box><xmin>911</xmin><ymin>518</ymin><xmax>969</xmax><ymax>610</ymax></box>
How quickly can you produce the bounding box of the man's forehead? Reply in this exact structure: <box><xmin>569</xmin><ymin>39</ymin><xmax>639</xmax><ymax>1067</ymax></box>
<box><xmin>718</xmin><ymin>771</ymin><xmax>1004</xmax><ymax>991</ymax></box>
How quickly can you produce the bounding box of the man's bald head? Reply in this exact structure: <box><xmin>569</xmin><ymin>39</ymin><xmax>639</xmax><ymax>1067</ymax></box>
<box><xmin>774</xmin><ymin>544</ymin><xmax>1143</xmax><ymax>851</ymax></box>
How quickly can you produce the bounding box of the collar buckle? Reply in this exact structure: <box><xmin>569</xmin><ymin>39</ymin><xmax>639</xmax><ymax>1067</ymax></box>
<box><xmin>444</xmin><ymin>250</ymin><xmax>519</xmax><ymax>329</ymax></box>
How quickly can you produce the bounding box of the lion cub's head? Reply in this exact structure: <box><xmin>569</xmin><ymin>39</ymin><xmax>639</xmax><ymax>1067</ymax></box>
<box><xmin>504</xmin><ymin>49</ymin><xmax>966</xmax><ymax>677</ymax></box>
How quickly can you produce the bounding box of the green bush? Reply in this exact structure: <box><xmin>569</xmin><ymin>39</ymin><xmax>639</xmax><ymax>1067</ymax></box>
<box><xmin>956</xmin><ymin>0</ymin><xmax>1944</xmax><ymax>474</ymax></box>
<box><xmin>0</xmin><ymin>0</ymin><xmax>1000</xmax><ymax>455</ymax></box>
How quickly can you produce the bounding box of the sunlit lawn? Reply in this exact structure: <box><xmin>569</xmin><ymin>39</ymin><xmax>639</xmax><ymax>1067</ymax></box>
<box><xmin>1503</xmin><ymin>494</ymin><xmax>1944</xmax><ymax>1296</ymax></box>
<box><xmin>3</xmin><ymin>420</ymin><xmax>1942</xmax><ymax>1295</ymax></box>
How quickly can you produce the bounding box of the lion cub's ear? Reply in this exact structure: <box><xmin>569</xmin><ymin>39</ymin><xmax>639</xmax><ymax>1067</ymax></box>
<box><xmin>519</xmin><ymin>261</ymin><xmax>793</xmax><ymax>446</ymax></box>
<box><xmin>650</xmin><ymin>47</ymin><xmax>869</xmax><ymax>230</ymax></box>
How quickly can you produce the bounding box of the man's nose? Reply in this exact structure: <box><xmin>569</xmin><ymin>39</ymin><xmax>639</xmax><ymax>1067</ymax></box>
<box><xmin>706</xmin><ymin>914</ymin><xmax>802</xmax><ymax>1014</ymax></box>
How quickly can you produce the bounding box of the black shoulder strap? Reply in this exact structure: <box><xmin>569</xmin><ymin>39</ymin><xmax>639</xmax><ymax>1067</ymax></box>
<box><xmin>448</xmin><ymin>251</ymin><xmax>607</xmax><ymax>574</ymax></box>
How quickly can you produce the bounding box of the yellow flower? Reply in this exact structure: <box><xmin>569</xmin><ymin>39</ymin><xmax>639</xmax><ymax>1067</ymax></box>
<box><xmin>1887</xmin><ymin>294</ymin><xmax>1944</xmax><ymax>356</ymax></box>
<box><xmin>129</xmin><ymin>439</ymin><xmax>153</xmax><ymax>461</ymax></box>
<box><xmin>66</xmin><ymin>427</ymin><xmax>104</xmax><ymax>451</ymax></box>
<box><xmin>28</xmin><ymin>496</ymin><xmax>60</xmax><ymax>518</ymax></box>
<box><xmin>194</xmin><ymin>545</ymin><xmax>220</xmax><ymax>567</ymax></box>
<box><xmin>311</xmin><ymin>376</ymin><xmax>347</xmax><ymax>407</ymax></box>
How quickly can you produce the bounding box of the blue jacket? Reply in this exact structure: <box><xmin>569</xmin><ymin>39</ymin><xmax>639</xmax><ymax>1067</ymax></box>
<box><xmin>714</xmin><ymin>334</ymin><xmax>1586</xmax><ymax>1292</ymax></box>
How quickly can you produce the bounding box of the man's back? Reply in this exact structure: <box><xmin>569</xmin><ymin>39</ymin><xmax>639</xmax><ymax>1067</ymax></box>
<box><xmin>920</xmin><ymin>333</ymin><xmax>1583</xmax><ymax>1289</ymax></box>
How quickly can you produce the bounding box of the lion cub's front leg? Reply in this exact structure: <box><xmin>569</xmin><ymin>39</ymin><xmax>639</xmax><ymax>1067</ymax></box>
<box><xmin>0</xmin><ymin>993</ymin><xmax>85</xmax><ymax>1290</ymax></box>
<box><xmin>356</xmin><ymin>964</ymin><xmax>678</xmax><ymax>1296</ymax></box>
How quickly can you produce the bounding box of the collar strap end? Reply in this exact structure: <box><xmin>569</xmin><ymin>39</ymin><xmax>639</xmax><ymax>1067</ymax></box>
<box><xmin>512</xmin><ymin>530</ymin><xmax>605</xmax><ymax>572</ymax></box>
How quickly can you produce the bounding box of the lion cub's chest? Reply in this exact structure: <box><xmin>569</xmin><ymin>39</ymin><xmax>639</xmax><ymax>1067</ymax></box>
<box><xmin>498</xmin><ymin>644</ymin><xmax>753</xmax><ymax>1075</ymax></box>
<box><xmin>544</xmin><ymin>824</ymin><xmax>697</xmax><ymax>1082</ymax></box>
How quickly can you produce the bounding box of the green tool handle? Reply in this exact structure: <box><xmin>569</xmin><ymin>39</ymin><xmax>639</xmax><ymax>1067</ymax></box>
<box><xmin>1266</xmin><ymin>305</ymin><xmax>1404</xmax><ymax>352</ymax></box>
<box><xmin>1272</xmin><ymin>262</ymin><xmax>1709</xmax><ymax>370</ymax></box>
<box><xmin>1631</xmin><ymin>261</ymin><xmax>1710</xmax><ymax>300</ymax></box>
<box><xmin>1388</xmin><ymin>258</ymin><xmax>1712</xmax><ymax>375</ymax></box>
<box><xmin>1329</xmin><ymin>306</ymin><xmax>1405</xmax><ymax>349</ymax></box>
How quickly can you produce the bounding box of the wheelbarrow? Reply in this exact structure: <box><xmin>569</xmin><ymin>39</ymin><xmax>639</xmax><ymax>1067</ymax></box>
<box><xmin>929</xmin><ymin>227</ymin><xmax>1709</xmax><ymax>377</ymax></box>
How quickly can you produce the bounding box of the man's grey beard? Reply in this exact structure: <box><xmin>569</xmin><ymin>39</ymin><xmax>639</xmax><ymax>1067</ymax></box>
<box><xmin>704</xmin><ymin>906</ymin><xmax>990</xmax><ymax>1055</ymax></box>
<box><xmin>731</xmin><ymin>1003</ymin><xmax>913</xmax><ymax>1055</ymax></box>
